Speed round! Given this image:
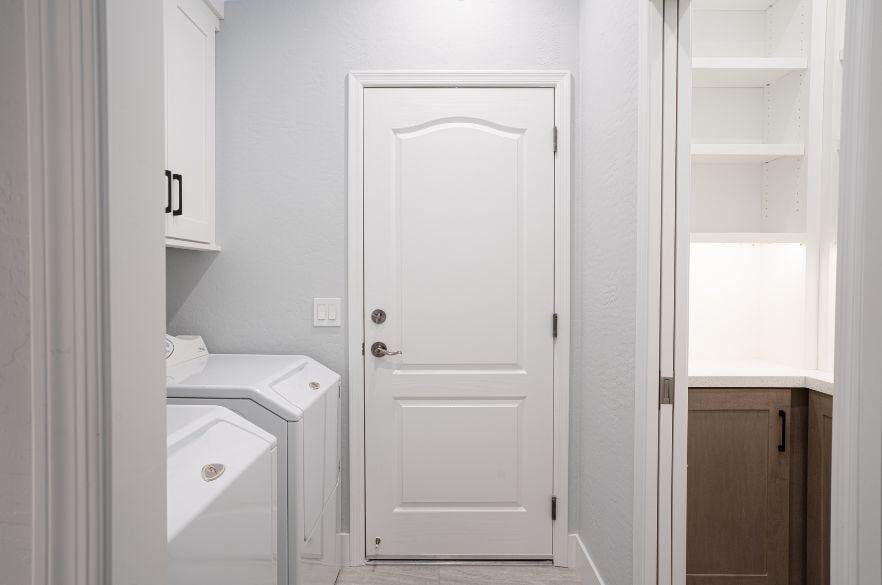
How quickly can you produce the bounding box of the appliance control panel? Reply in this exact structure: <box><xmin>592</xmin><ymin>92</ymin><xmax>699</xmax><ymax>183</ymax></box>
<box><xmin>165</xmin><ymin>334</ymin><xmax>208</xmax><ymax>368</ymax></box>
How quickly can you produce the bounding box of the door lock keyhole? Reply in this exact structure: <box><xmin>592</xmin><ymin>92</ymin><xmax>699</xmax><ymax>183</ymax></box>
<box><xmin>371</xmin><ymin>308</ymin><xmax>387</xmax><ymax>324</ymax></box>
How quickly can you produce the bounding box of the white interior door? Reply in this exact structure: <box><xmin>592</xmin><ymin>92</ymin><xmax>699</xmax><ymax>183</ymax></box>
<box><xmin>363</xmin><ymin>87</ymin><xmax>556</xmax><ymax>559</ymax></box>
<box><xmin>164</xmin><ymin>0</ymin><xmax>215</xmax><ymax>244</ymax></box>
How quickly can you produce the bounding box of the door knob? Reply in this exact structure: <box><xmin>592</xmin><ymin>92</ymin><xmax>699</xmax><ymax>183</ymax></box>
<box><xmin>371</xmin><ymin>341</ymin><xmax>402</xmax><ymax>358</ymax></box>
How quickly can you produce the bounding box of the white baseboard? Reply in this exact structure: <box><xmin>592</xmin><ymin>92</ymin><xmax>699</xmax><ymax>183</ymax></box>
<box><xmin>568</xmin><ymin>534</ymin><xmax>606</xmax><ymax>585</ymax></box>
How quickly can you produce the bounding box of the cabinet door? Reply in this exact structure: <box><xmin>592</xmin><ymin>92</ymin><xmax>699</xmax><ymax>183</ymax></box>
<box><xmin>164</xmin><ymin>0</ymin><xmax>216</xmax><ymax>245</ymax></box>
<box><xmin>687</xmin><ymin>389</ymin><xmax>792</xmax><ymax>585</ymax></box>
<box><xmin>806</xmin><ymin>391</ymin><xmax>833</xmax><ymax>585</ymax></box>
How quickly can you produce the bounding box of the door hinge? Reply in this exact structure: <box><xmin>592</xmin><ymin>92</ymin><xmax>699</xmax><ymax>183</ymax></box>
<box><xmin>553</xmin><ymin>126</ymin><xmax>558</xmax><ymax>154</ymax></box>
<box><xmin>551</xmin><ymin>496</ymin><xmax>557</xmax><ymax>521</ymax></box>
<box><xmin>361</xmin><ymin>342</ymin><xmax>365</xmax><ymax>356</ymax></box>
<box><xmin>552</xmin><ymin>313</ymin><xmax>558</xmax><ymax>338</ymax></box>
<box><xmin>660</xmin><ymin>376</ymin><xmax>674</xmax><ymax>405</ymax></box>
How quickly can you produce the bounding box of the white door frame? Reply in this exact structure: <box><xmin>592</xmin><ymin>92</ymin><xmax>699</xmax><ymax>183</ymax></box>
<box><xmin>654</xmin><ymin>1</ymin><xmax>688</xmax><ymax>584</ymax></box>
<box><xmin>831</xmin><ymin>0</ymin><xmax>882</xmax><ymax>582</ymax></box>
<box><xmin>18</xmin><ymin>1</ymin><xmax>106</xmax><ymax>580</ymax></box>
<box><xmin>346</xmin><ymin>71</ymin><xmax>572</xmax><ymax>567</ymax></box>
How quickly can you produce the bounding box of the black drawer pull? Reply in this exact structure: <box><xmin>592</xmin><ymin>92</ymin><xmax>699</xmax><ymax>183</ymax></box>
<box><xmin>165</xmin><ymin>170</ymin><xmax>172</xmax><ymax>213</ymax></box>
<box><xmin>172</xmin><ymin>173</ymin><xmax>183</xmax><ymax>216</ymax></box>
<box><xmin>778</xmin><ymin>410</ymin><xmax>786</xmax><ymax>452</ymax></box>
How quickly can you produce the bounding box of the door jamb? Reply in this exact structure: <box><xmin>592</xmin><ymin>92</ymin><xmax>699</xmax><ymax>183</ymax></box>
<box><xmin>346</xmin><ymin>70</ymin><xmax>572</xmax><ymax>567</ymax></box>
<box><xmin>668</xmin><ymin>1</ymin><xmax>692</xmax><ymax>583</ymax></box>
<box><xmin>634</xmin><ymin>1</ymin><xmax>666</xmax><ymax>584</ymax></box>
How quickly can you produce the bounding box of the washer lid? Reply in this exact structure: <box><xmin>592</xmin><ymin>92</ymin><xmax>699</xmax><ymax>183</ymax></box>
<box><xmin>167</xmin><ymin>354</ymin><xmax>340</xmax><ymax>422</ymax></box>
<box><xmin>166</xmin><ymin>404</ymin><xmax>276</xmax><ymax>543</ymax></box>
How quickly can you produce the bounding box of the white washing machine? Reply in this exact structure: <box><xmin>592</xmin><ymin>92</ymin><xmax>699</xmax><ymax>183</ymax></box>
<box><xmin>167</xmin><ymin>404</ymin><xmax>278</xmax><ymax>585</ymax></box>
<box><xmin>166</xmin><ymin>335</ymin><xmax>341</xmax><ymax>585</ymax></box>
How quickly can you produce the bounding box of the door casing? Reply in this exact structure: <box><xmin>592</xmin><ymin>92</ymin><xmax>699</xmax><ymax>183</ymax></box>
<box><xmin>346</xmin><ymin>71</ymin><xmax>572</xmax><ymax>567</ymax></box>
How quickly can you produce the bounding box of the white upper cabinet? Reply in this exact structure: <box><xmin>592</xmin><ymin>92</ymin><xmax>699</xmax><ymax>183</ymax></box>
<box><xmin>164</xmin><ymin>0</ymin><xmax>220</xmax><ymax>250</ymax></box>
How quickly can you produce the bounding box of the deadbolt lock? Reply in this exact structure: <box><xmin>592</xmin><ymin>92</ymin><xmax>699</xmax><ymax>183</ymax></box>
<box><xmin>371</xmin><ymin>308</ymin><xmax>387</xmax><ymax>324</ymax></box>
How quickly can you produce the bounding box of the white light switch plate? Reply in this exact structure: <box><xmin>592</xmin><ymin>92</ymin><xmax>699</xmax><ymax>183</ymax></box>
<box><xmin>313</xmin><ymin>298</ymin><xmax>342</xmax><ymax>327</ymax></box>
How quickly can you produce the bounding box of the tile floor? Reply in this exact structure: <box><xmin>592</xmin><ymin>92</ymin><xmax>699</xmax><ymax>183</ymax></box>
<box><xmin>336</xmin><ymin>564</ymin><xmax>582</xmax><ymax>585</ymax></box>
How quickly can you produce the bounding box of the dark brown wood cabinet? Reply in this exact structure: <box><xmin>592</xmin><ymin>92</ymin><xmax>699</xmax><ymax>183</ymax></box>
<box><xmin>806</xmin><ymin>391</ymin><xmax>833</xmax><ymax>585</ymax></box>
<box><xmin>686</xmin><ymin>388</ymin><xmax>807</xmax><ymax>585</ymax></box>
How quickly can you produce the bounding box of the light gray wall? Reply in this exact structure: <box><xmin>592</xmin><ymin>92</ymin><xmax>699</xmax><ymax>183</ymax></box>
<box><xmin>166</xmin><ymin>0</ymin><xmax>581</xmax><ymax>531</ymax></box>
<box><xmin>0</xmin><ymin>1</ymin><xmax>33</xmax><ymax>581</ymax></box>
<box><xmin>571</xmin><ymin>0</ymin><xmax>639</xmax><ymax>583</ymax></box>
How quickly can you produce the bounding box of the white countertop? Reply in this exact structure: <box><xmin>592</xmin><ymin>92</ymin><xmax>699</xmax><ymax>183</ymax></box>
<box><xmin>689</xmin><ymin>360</ymin><xmax>834</xmax><ymax>396</ymax></box>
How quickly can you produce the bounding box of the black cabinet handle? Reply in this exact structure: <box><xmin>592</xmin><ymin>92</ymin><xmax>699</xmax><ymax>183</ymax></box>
<box><xmin>778</xmin><ymin>410</ymin><xmax>786</xmax><ymax>452</ymax></box>
<box><xmin>165</xmin><ymin>170</ymin><xmax>172</xmax><ymax>213</ymax></box>
<box><xmin>172</xmin><ymin>173</ymin><xmax>183</xmax><ymax>216</ymax></box>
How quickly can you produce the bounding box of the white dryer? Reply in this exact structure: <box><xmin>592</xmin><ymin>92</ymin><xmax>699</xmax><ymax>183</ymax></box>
<box><xmin>166</xmin><ymin>335</ymin><xmax>341</xmax><ymax>585</ymax></box>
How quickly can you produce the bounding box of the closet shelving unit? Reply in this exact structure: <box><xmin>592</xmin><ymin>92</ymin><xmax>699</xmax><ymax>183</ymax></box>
<box><xmin>689</xmin><ymin>0</ymin><xmax>828</xmax><ymax>370</ymax></box>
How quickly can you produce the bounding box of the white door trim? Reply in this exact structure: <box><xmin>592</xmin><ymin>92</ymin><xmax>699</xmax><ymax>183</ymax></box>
<box><xmin>25</xmin><ymin>1</ymin><xmax>104</xmax><ymax>581</ymax></box>
<box><xmin>831</xmin><ymin>0</ymin><xmax>882</xmax><ymax>583</ymax></box>
<box><xmin>347</xmin><ymin>70</ymin><xmax>571</xmax><ymax>567</ymax></box>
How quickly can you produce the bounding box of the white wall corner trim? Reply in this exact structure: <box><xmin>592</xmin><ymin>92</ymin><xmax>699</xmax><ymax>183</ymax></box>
<box><xmin>347</xmin><ymin>70</ymin><xmax>572</xmax><ymax>566</ymax></box>
<box><xmin>568</xmin><ymin>534</ymin><xmax>607</xmax><ymax>585</ymax></box>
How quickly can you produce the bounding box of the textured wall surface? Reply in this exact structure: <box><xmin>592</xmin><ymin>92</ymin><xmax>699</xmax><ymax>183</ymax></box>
<box><xmin>0</xmin><ymin>1</ymin><xmax>32</xmax><ymax>581</ymax></box>
<box><xmin>572</xmin><ymin>0</ymin><xmax>639</xmax><ymax>583</ymax></box>
<box><xmin>166</xmin><ymin>0</ymin><xmax>580</xmax><ymax>530</ymax></box>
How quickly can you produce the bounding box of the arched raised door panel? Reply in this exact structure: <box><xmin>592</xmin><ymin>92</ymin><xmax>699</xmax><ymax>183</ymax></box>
<box><xmin>391</xmin><ymin>117</ymin><xmax>528</xmax><ymax>368</ymax></box>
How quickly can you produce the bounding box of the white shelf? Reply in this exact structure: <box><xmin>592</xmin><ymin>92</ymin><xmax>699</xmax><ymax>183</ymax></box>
<box><xmin>691</xmin><ymin>232</ymin><xmax>808</xmax><ymax>244</ymax></box>
<box><xmin>691</xmin><ymin>143</ymin><xmax>804</xmax><ymax>164</ymax></box>
<box><xmin>693</xmin><ymin>58</ymin><xmax>807</xmax><ymax>87</ymax></box>
<box><xmin>692</xmin><ymin>0</ymin><xmax>779</xmax><ymax>9</ymax></box>
<box><xmin>165</xmin><ymin>238</ymin><xmax>221</xmax><ymax>252</ymax></box>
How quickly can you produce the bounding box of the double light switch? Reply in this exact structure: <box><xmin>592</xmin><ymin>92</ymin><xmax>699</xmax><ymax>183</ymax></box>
<box><xmin>313</xmin><ymin>298</ymin><xmax>342</xmax><ymax>327</ymax></box>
